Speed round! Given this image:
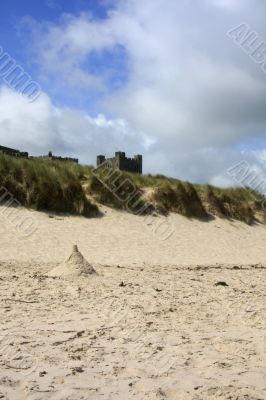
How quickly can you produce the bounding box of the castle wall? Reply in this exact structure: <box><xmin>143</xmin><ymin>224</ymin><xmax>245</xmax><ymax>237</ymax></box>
<box><xmin>0</xmin><ymin>145</ymin><xmax>78</xmax><ymax>163</ymax></box>
<box><xmin>119</xmin><ymin>157</ymin><xmax>141</xmax><ymax>173</ymax></box>
<box><xmin>0</xmin><ymin>145</ymin><xmax>28</xmax><ymax>158</ymax></box>
<box><xmin>37</xmin><ymin>155</ymin><xmax>79</xmax><ymax>163</ymax></box>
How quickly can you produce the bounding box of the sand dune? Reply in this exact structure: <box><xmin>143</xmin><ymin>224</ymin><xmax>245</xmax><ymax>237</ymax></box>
<box><xmin>0</xmin><ymin>204</ymin><xmax>266</xmax><ymax>266</ymax></box>
<box><xmin>0</xmin><ymin>206</ymin><xmax>265</xmax><ymax>399</ymax></box>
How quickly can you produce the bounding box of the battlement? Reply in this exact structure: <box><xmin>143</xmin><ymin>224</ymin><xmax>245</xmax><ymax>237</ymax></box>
<box><xmin>96</xmin><ymin>151</ymin><xmax>142</xmax><ymax>174</ymax></box>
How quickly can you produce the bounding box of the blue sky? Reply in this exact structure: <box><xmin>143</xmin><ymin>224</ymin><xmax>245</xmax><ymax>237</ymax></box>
<box><xmin>0</xmin><ymin>0</ymin><xmax>266</xmax><ymax>186</ymax></box>
<box><xmin>1</xmin><ymin>0</ymin><xmax>107</xmax><ymax>59</ymax></box>
<box><xmin>0</xmin><ymin>0</ymin><xmax>122</xmax><ymax>111</ymax></box>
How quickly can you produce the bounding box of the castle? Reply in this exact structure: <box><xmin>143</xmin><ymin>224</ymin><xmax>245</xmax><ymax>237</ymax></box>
<box><xmin>0</xmin><ymin>144</ymin><xmax>142</xmax><ymax>172</ymax></box>
<box><xmin>0</xmin><ymin>145</ymin><xmax>78</xmax><ymax>163</ymax></box>
<box><xmin>0</xmin><ymin>145</ymin><xmax>28</xmax><ymax>159</ymax></box>
<box><xmin>97</xmin><ymin>151</ymin><xmax>142</xmax><ymax>174</ymax></box>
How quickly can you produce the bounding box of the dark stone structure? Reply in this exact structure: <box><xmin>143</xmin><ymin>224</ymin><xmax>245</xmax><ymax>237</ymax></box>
<box><xmin>97</xmin><ymin>151</ymin><xmax>142</xmax><ymax>174</ymax></box>
<box><xmin>0</xmin><ymin>145</ymin><xmax>28</xmax><ymax>158</ymax></box>
<box><xmin>0</xmin><ymin>145</ymin><xmax>78</xmax><ymax>163</ymax></box>
<box><xmin>37</xmin><ymin>151</ymin><xmax>78</xmax><ymax>164</ymax></box>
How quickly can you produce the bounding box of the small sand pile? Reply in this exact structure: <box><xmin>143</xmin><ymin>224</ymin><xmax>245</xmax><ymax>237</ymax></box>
<box><xmin>48</xmin><ymin>245</ymin><xmax>97</xmax><ymax>277</ymax></box>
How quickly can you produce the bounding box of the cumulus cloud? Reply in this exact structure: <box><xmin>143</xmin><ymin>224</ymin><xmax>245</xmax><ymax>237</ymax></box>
<box><xmin>0</xmin><ymin>86</ymin><xmax>151</xmax><ymax>164</ymax></box>
<box><xmin>205</xmin><ymin>0</ymin><xmax>241</xmax><ymax>9</ymax></box>
<box><xmin>10</xmin><ymin>0</ymin><xmax>266</xmax><ymax>184</ymax></box>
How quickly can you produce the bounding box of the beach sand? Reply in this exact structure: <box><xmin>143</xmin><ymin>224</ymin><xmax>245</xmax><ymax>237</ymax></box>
<box><xmin>0</xmin><ymin>205</ymin><xmax>265</xmax><ymax>399</ymax></box>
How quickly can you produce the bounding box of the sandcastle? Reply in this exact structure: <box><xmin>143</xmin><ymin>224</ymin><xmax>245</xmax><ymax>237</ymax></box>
<box><xmin>48</xmin><ymin>245</ymin><xmax>97</xmax><ymax>277</ymax></box>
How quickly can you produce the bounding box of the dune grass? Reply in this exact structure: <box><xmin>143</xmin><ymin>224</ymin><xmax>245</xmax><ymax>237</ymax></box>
<box><xmin>150</xmin><ymin>182</ymin><xmax>207</xmax><ymax>218</ymax></box>
<box><xmin>0</xmin><ymin>154</ymin><xmax>98</xmax><ymax>217</ymax></box>
<box><xmin>0</xmin><ymin>153</ymin><xmax>264</xmax><ymax>224</ymax></box>
<box><xmin>81</xmin><ymin>166</ymin><xmax>264</xmax><ymax>223</ymax></box>
<box><xmin>86</xmin><ymin>168</ymin><xmax>152</xmax><ymax>218</ymax></box>
<box><xmin>202</xmin><ymin>186</ymin><xmax>255</xmax><ymax>224</ymax></box>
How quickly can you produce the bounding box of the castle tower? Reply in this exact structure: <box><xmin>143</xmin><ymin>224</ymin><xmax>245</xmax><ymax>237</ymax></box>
<box><xmin>115</xmin><ymin>151</ymin><xmax>125</xmax><ymax>169</ymax></box>
<box><xmin>134</xmin><ymin>155</ymin><xmax>142</xmax><ymax>174</ymax></box>
<box><xmin>97</xmin><ymin>155</ymin><xmax>106</xmax><ymax>166</ymax></box>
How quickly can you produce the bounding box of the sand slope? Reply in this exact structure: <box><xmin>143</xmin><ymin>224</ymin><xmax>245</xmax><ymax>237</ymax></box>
<box><xmin>0</xmin><ymin>204</ymin><xmax>266</xmax><ymax>266</ymax></box>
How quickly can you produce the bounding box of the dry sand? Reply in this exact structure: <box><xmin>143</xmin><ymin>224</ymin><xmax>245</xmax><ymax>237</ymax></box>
<box><xmin>0</xmin><ymin>205</ymin><xmax>265</xmax><ymax>399</ymax></box>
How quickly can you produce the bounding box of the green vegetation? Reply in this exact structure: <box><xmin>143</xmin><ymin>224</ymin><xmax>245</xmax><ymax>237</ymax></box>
<box><xmin>0</xmin><ymin>154</ymin><xmax>98</xmax><ymax>217</ymax></box>
<box><xmin>87</xmin><ymin>168</ymin><xmax>148</xmax><ymax>213</ymax></box>
<box><xmin>202</xmin><ymin>186</ymin><xmax>255</xmax><ymax>224</ymax></box>
<box><xmin>150</xmin><ymin>182</ymin><xmax>207</xmax><ymax>218</ymax></box>
<box><xmin>0</xmin><ymin>153</ymin><xmax>264</xmax><ymax>224</ymax></box>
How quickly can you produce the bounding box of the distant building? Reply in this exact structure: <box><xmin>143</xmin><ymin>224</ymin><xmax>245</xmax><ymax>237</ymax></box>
<box><xmin>0</xmin><ymin>145</ymin><xmax>78</xmax><ymax>163</ymax></box>
<box><xmin>97</xmin><ymin>151</ymin><xmax>142</xmax><ymax>174</ymax></box>
<box><xmin>0</xmin><ymin>145</ymin><xmax>28</xmax><ymax>158</ymax></box>
<box><xmin>37</xmin><ymin>151</ymin><xmax>79</xmax><ymax>164</ymax></box>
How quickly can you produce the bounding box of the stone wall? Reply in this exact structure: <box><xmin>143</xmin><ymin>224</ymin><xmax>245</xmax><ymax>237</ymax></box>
<box><xmin>0</xmin><ymin>145</ymin><xmax>28</xmax><ymax>158</ymax></box>
<box><xmin>37</xmin><ymin>151</ymin><xmax>78</xmax><ymax>163</ymax></box>
<box><xmin>96</xmin><ymin>151</ymin><xmax>142</xmax><ymax>174</ymax></box>
<box><xmin>0</xmin><ymin>146</ymin><xmax>78</xmax><ymax>163</ymax></box>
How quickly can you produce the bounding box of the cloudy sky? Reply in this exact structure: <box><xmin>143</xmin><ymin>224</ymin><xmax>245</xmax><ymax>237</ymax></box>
<box><xmin>0</xmin><ymin>0</ymin><xmax>266</xmax><ymax>185</ymax></box>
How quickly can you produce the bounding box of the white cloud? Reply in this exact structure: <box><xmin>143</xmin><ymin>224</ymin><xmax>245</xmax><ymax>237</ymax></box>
<box><xmin>1</xmin><ymin>85</ymin><xmax>266</xmax><ymax>187</ymax></box>
<box><xmin>206</xmin><ymin>0</ymin><xmax>241</xmax><ymax>9</ymax></box>
<box><xmin>10</xmin><ymin>0</ymin><xmax>266</xmax><ymax>185</ymax></box>
<box><xmin>0</xmin><ymin>86</ymin><xmax>151</xmax><ymax>164</ymax></box>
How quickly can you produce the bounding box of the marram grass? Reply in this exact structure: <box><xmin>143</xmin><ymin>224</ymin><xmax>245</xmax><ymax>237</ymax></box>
<box><xmin>0</xmin><ymin>153</ymin><xmax>264</xmax><ymax>224</ymax></box>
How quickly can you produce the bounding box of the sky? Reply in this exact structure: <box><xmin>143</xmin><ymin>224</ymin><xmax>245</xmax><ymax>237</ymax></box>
<box><xmin>0</xmin><ymin>0</ymin><xmax>266</xmax><ymax>186</ymax></box>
